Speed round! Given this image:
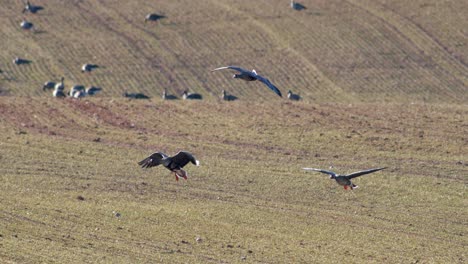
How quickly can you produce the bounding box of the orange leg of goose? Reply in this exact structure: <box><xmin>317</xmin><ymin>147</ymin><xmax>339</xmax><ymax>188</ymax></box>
<box><xmin>344</xmin><ymin>186</ymin><xmax>348</xmax><ymax>190</ymax></box>
<box><xmin>174</xmin><ymin>172</ymin><xmax>179</xmax><ymax>181</ymax></box>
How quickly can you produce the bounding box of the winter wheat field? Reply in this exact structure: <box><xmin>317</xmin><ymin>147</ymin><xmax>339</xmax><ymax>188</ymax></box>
<box><xmin>0</xmin><ymin>0</ymin><xmax>467</xmax><ymax>263</ymax></box>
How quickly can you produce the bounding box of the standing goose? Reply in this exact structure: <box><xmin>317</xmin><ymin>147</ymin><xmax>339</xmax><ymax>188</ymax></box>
<box><xmin>291</xmin><ymin>0</ymin><xmax>306</xmax><ymax>11</ymax></box>
<box><xmin>182</xmin><ymin>90</ymin><xmax>202</xmax><ymax>100</ymax></box>
<box><xmin>69</xmin><ymin>85</ymin><xmax>85</xmax><ymax>97</ymax></box>
<box><xmin>287</xmin><ymin>90</ymin><xmax>301</xmax><ymax>101</ymax></box>
<box><xmin>86</xmin><ymin>86</ymin><xmax>102</xmax><ymax>96</ymax></box>
<box><xmin>303</xmin><ymin>167</ymin><xmax>386</xmax><ymax>190</ymax></box>
<box><xmin>54</xmin><ymin>77</ymin><xmax>65</xmax><ymax>91</ymax></box>
<box><xmin>138</xmin><ymin>151</ymin><xmax>199</xmax><ymax>181</ymax></box>
<box><xmin>221</xmin><ymin>89</ymin><xmax>238</xmax><ymax>101</ymax></box>
<box><xmin>53</xmin><ymin>78</ymin><xmax>66</xmax><ymax>98</ymax></box>
<box><xmin>22</xmin><ymin>1</ymin><xmax>44</xmax><ymax>14</ymax></box>
<box><xmin>211</xmin><ymin>66</ymin><xmax>282</xmax><ymax>97</ymax></box>
<box><xmin>145</xmin><ymin>13</ymin><xmax>165</xmax><ymax>23</ymax></box>
<box><xmin>123</xmin><ymin>91</ymin><xmax>150</xmax><ymax>99</ymax></box>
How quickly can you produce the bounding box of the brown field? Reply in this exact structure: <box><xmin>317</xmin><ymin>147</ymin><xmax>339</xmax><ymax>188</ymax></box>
<box><xmin>0</xmin><ymin>0</ymin><xmax>467</xmax><ymax>263</ymax></box>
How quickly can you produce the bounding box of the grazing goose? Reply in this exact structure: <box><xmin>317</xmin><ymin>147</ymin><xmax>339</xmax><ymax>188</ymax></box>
<box><xmin>145</xmin><ymin>13</ymin><xmax>165</xmax><ymax>23</ymax></box>
<box><xmin>43</xmin><ymin>81</ymin><xmax>56</xmax><ymax>91</ymax></box>
<box><xmin>69</xmin><ymin>85</ymin><xmax>85</xmax><ymax>97</ymax></box>
<box><xmin>86</xmin><ymin>86</ymin><xmax>102</xmax><ymax>96</ymax></box>
<box><xmin>287</xmin><ymin>90</ymin><xmax>301</xmax><ymax>101</ymax></box>
<box><xmin>13</xmin><ymin>57</ymin><xmax>31</xmax><ymax>65</ymax></box>
<box><xmin>81</xmin><ymin>63</ymin><xmax>98</xmax><ymax>73</ymax></box>
<box><xmin>303</xmin><ymin>167</ymin><xmax>386</xmax><ymax>190</ymax></box>
<box><xmin>182</xmin><ymin>90</ymin><xmax>202</xmax><ymax>100</ymax></box>
<box><xmin>22</xmin><ymin>1</ymin><xmax>44</xmax><ymax>14</ymax></box>
<box><xmin>211</xmin><ymin>66</ymin><xmax>282</xmax><ymax>97</ymax></box>
<box><xmin>291</xmin><ymin>0</ymin><xmax>306</xmax><ymax>11</ymax></box>
<box><xmin>138</xmin><ymin>151</ymin><xmax>199</xmax><ymax>181</ymax></box>
<box><xmin>123</xmin><ymin>91</ymin><xmax>150</xmax><ymax>99</ymax></box>
<box><xmin>162</xmin><ymin>88</ymin><xmax>178</xmax><ymax>100</ymax></box>
<box><xmin>221</xmin><ymin>90</ymin><xmax>238</xmax><ymax>101</ymax></box>
<box><xmin>20</xmin><ymin>19</ymin><xmax>34</xmax><ymax>30</ymax></box>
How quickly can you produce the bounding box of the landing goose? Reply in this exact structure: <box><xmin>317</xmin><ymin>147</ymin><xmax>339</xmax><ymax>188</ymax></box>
<box><xmin>211</xmin><ymin>66</ymin><xmax>282</xmax><ymax>97</ymax></box>
<box><xmin>303</xmin><ymin>167</ymin><xmax>386</xmax><ymax>190</ymax></box>
<box><xmin>138</xmin><ymin>151</ymin><xmax>199</xmax><ymax>181</ymax></box>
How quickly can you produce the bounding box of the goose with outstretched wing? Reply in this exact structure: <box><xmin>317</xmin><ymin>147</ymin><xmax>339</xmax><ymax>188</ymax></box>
<box><xmin>303</xmin><ymin>167</ymin><xmax>386</xmax><ymax>190</ymax></box>
<box><xmin>138</xmin><ymin>151</ymin><xmax>199</xmax><ymax>181</ymax></box>
<box><xmin>211</xmin><ymin>66</ymin><xmax>282</xmax><ymax>97</ymax></box>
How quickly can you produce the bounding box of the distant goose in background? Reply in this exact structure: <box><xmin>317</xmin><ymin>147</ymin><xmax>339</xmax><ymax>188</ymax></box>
<box><xmin>211</xmin><ymin>66</ymin><xmax>282</xmax><ymax>97</ymax></box>
<box><xmin>162</xmin><ymin>88</ymin><xmax>178</xmax><ymax>100</ymax></box>
<box><xmin>86</xmin><ymin>86</ymin><xmax>102</xmax><ymax>96</ymax></box>
<box><xmin>221</xmin><ymin>89</ymin><xmax>238</xmax><ymax>101</ymax></box>
<box><xmin>287</xmin><ymin>90</ymin><xmax>301</xmax><ymax>101</ymax></box>
<box><xmin>22</xmin><ymin>1</ymin><xmax>44</xmax><ymax>14</ymax></box>
<box><xmin>13</xmin><ymin>57</ymin><xmax>31</xmax><ymax>65</ymax></box>
<box><xmin>145</xmin><ymin>13</ymin><xmax>165</xmax><ymax>23</ymax></box>
<box><xmin>20</xmin><ymin>19</ymin><xmax>34</xmax><ymax>30</ymax></box>
<box><xmin>69</xmin><ymin>85</ymin><xmax>85</xmax><ymax>97</ymax></box>
<box><xmin>291</xmin><ymin>0</ymin><xmax>306</xmax><ymax>11</ymax></box>
<box><xmin>138</xmin><ymin>151</ymin><xmax>200</xmax><ymax>181</ymax></box>
<box><xmin>123</xmin><ymin>91</ymin><xmax>150</xmax><ymax>99</ymax></box>
<box><xmin>81</xmin><ymin>64</ymin><xmax>98</xmax><ymax>73</ymax></box>
<box><xmin>42</xmin><ymin>81</ymin><xmax>56</xmax><ymax>91</ymax></box>
<box><xmin>182</xmin><ymin>90</ymin><xmax>202</xmax><ymax>100</ymax></box>
<box><xmin>303</xmin><ymin>167</ymin><xmax>386</xmax><ymax>190</ymax></box>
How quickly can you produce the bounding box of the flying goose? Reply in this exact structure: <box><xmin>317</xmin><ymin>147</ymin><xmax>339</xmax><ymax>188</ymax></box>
<box><xmin>162</xmin><ymin>88</ymin><xmax>178</xmax><ymax>100</ymax></box>
<box><xmin>145</xmin><ymin>13</ymin><xmax>165</xmax><ymax>23</ymax></box>
<box><xmin>211</xmin><ymin>66</ymin><xmax>282</xmax><ymax>97</ymax></box>
<box><xmin>291</xmin><ymin>0</ymin><xmax>306</xmax><ymax>11</ymax></box>
<box><xmin>20</xmin><ymin>19</ymin><xmax>34</xmax><ymax>30</ymax></box>
<box><xmin>138</xmin><ymin>151</ymin><xmax>199</xmax><ymax>181</ymax></box>
<box><xmin>81</xmin><ymin>63</ymin><xmax>98</xmax><ymax>73</ymax></box>
<box><xmin>287</xmin><ymin>90</ymin><xmax>301</xmax><ymax>101</ymax></box>
<box><xmin>22</xmin><ymin>1</ymin><xmax>44</xmax><ymax>14</ymax></box>
<box><xmin>221</xmin><ymin>90</ymin><xmax>238</xmax><ymax>101</ymax></box>
<box><xmin>182</xmin><ymin>90</ymin><xmax>202</xmax><ymax>100</ymax></box>
<box><xmin>303</xmin><ymin>167</ymin><xmax>386</xmax><ymax>190</ymax></box>
<box><xmin>123</xmin><ymin>91</ymin><xmax>150</xmax><ymax>99</ymax></box>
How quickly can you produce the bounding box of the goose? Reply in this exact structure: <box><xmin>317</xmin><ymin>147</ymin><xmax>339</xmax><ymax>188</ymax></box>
<box><xmin>287</xmin><ymin>90</ymin><xmax>301</xmax><ymax>101</ymax></box>
<box><xmin>42</xmin><ymin>81</ymin><xmax>56</xmax><ymax>91</ymax></box>
<box><xmin>53</xmin><ymin>87</ymin><xmax>65</xmax><ymax>98</ymax></box>
<box><xmin>303</xmin><ymin>167</ymin><xmax>386</xmax><ymax>190</ymax></box>
<box><xmin>145</xmin><ymin>13</ymin><xmax>165</xmax><ymax>23</ymax></box>
<box><xmin>69</xmin><ymin>85</ymin><xmax>85</xmax><ymax>97</ymax></box>
<box><xmin>20</xmin><ymin>19</ymin><xmax>34</xmax><ymax>30</ymax></box>
<box><xmin>54</xmin><ymin>77</ymin><xmax>65</xmax><ymax>90</ymax></box>
<box><xmin>182</xmin><ymin>90</ymin><xmax>202</xmax><ymax>100</ymax></box>
<box><xmin>81</xmin><ymin>63</ymin><xmax>98</xmax><ymax>73</ymax></box>
<box><xmin>221</xmin><ymin>89</ymin><xmax>238</xmax><ymax>101</ymax></box>
<box><xmin>22</xmin><ymin>1</ymin><xmax>44</xmax><ymax>14</ymax></box>
<box><xmin>162</xmin><ymin>88</ymin><xmax>178</xmax><ymax>100</ymax></box>
<box><xmin>291</xmin><ymin>0</ymin><xmax>306</xmax><ymax>11</ymax></box>
<box><xmin>86</xmin><ymin>86</ymin><xmax>102</xmax><ymax>96</ymax></box>
<box><xmin>138</xmin><ymin>151</ymin><xmax>199</xmax><ymax>181</ymax></box>
<box><xmin>13</xmin><ymin>57</ymin><xmax>31</xmax><ymax>65</ymax></box>
<box><xmin>123</xmin><ymin>91</ymin><xmax>150</xmax><ymax>99</ymax></box>
<box><xmin>211</xmin><ymin>66</ymin><xmax>282</xmax><ymax>97</ymax></box>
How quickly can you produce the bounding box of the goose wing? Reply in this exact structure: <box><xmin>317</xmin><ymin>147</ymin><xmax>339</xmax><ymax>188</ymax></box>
<box><xmin>254</xmin><ymin>74</ymin><xmax>282</xmax><ymax>97</ymax></box>
<box><xmin>171</xmin><ymin>151</ymin><xmax>199</xmax><ymax>168</ymax></box>
<box><xmin>138</xmin><ymin>152</ymin><xmax>169</xmax><ymax>168</ymax></box>
<box><xmin>211</xmin><ymin>66</ymin><xmax>249</xmax><ymax>74</ymax></box>
<box><xmin>346</xmin><ymin>167</ymin><xmax>386</xmax><ymax>179</ymax></box>
<box><xmin>303</xmin><ymin>168</ymin><xmax>337</xmax><ymax>177</ymax></box>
